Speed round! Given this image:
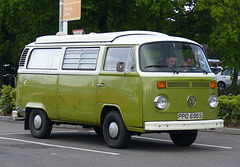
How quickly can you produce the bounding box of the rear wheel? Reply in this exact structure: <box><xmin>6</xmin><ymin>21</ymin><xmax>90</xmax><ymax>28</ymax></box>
<box><xmin>29</xmin><ymin>109</ymin><xmax>53</xmax><ymax>138</ymax></box>
<box><xmin>103</xmin><ymin>111</ymin><xmax>131</xmax><ymax>148</ymax></box>
<box><xmin>170</xmin><ymin>130</ymin><xmax>198</xmax><ymax>146</ymax></box>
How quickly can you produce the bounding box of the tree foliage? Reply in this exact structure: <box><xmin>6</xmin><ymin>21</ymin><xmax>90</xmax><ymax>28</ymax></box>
<box><xmin>196</xmin><ymin>0</ymin><xmax>240</xmax><ymax>86</ymax></box>
<box><xmin>0</xmin><ymin>0</ymin><xmax>240</xmax><ymax>87</ymax></box>
<box><xmin>0</xmin><ymin>0</ymin><xmax>58</xmax><ymax>64</ymax></box>
<box><xmin>0</xmin><ymin>85</ymin><xmax>16</xmax><ymax>115</ymax></box>
<box><xmin>0</xmin><ymin>0</ymin><xmax>58</xmax><ymax>85</ymax></box>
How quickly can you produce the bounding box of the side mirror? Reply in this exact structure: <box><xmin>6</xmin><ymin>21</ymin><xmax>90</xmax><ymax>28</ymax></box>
<box><xmin>116</xmin><ymin>62</ymin><xmax>125</xmax><ymax>72</ymax></box>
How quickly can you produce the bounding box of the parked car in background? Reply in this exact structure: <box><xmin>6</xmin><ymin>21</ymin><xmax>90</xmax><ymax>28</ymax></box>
<box><xmin>212</xmin><ymin>67</ymin><xmax>240</xmax><ymax>90</ymax></box>
<box><xmin>208</xmin><ymin>59</ymin><xmax>221</xmax><ymax>67</ymax></box>
<box><xmin>2</xmin><ymin>64</ymin><xmax>17</xmax><ymax>87</ymax></box>
<box><xmin>211</xmin><ymin>66</ymin><xmax>222</xmax><ymax>75</ymax></box>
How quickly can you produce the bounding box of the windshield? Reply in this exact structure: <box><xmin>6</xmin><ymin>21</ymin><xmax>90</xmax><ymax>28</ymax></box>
<box><xmin>139</xmin><ymin>42</ymin><xmax>212</xmax><ymax>73</ymax></box>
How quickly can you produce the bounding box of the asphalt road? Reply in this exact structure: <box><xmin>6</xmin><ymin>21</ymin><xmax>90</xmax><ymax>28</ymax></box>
<box><xmin>0</xmin><ymin>119</ymin><xmax>240</xmax><ymax>167</ymax></box>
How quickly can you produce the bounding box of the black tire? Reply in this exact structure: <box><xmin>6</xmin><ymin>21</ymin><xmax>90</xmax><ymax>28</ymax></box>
<box><xmin>217</xmin><ymin>82</ymin><xmax>225</xmax><ymax>90</ymax></box>
<box><xmin>103</xmin><ymin>111</ymin><xmax>131</xmax><ymax>148</ymax></box>
<box><xmin>29</xmin><ymin>109</ymin><xmax>53</xmax><ymax>138</ymax></box>
<box><xmin>93</xmin><ymin>126</ymin><xmax>103</xmax><ymax>136</ymax></box>
<box><xmin>170</xmin><ymin>130</ymin><xmax>198</xmax><ymax>146</ymax></box>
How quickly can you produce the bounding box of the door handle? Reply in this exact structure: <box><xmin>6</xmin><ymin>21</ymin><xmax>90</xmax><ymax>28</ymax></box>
<box><xmin>97</xmin><ymin>83</ymin><xmax>105</xmax><ymax>87</ymax></box>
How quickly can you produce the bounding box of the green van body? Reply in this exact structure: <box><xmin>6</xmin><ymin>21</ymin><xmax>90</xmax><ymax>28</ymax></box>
<box><xmin>16</xmin><ymin>31</ymin><xmax>223</xmax><ymax>148</ymax></box>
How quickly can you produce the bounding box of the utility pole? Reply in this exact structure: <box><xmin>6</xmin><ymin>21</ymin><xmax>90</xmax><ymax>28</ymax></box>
<box><xmin>59</xmin><ymin>0</ymin><xmax>63</xmax><ymax>32</ymax></box>
<box><xmin>59</xmin><ymin>0</ymin><xmax>68</xmax><ymax>34</ymax></box>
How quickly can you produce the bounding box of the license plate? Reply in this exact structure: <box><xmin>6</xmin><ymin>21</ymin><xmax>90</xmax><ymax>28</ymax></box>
<box><xmin>177</xmin><ymin>112</ymin><xmax>203</xmax><ymax>120</ymax></box>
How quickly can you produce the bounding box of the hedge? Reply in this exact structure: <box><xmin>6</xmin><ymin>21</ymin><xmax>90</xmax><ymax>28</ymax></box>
<box><xmin>0</xmin><ymin>85</ymin><xmax>16</xmax><ymax>115</ymax></box>
<box><xmin>218</xmin><ymin>94</ymin><xmax>240</xmax><ymax>127</ymax></box>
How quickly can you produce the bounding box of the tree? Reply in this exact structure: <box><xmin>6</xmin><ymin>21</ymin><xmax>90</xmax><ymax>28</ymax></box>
<box><xmin>69</xmin><ymin>0</ymin><xmax>140</xmax><ymax>33</ymax></box>
<box><xmin>0</xmin><ymin>0</ymin><xmax>59</xmax><ymax>86</ymax></box>
<box><xmin>196</xmin><ymin>0</ymin><xmax>240</xmax><ymax>87</ymax></box>
<box><xmin>0</xmin><ymin>0</ymin><xmax>12</xmax><ymax>86</ymax></box>
<box><xmin>5</xmin><ymin>0</ymin><xmax>59</xmax><ymax>64</ymax></box>
<box><xmin>2</xmin><ymin>0</ymin><xmax>236</xmax><ymax>88</ymax></box>
<box><xmin>70</xmin><ymin>0</ymin><xmax>202</xmax><ymax>35</ymax></box>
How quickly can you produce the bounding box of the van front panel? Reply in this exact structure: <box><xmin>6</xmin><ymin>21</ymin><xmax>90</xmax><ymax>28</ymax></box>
<box><xmin>141</xmin><ymin>76</ymin><xmax>218</xmax><ymax>122</ymax></box>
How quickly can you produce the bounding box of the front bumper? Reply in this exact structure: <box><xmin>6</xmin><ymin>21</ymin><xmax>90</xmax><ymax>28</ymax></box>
<box><xmin>145</xmin><ymin>119</ymin><xmax>224</xmax><ymax>131</ymax></box>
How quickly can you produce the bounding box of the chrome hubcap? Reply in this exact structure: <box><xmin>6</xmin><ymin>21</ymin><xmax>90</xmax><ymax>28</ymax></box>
<box><xmin>34</xmin><ymin>115</ymin><xmax>42</xmax><ymax>130</ymax></box>
<box><xmin>109</xmin><ymin>122</ymin><xmax>118</xmax><ymax>138</ymax></box>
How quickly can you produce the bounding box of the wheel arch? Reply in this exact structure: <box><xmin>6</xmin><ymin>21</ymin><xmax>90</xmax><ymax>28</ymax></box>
<box><xmin>100</xmin><ymin>104</ymin><xmax>122</xmax><ymax>126</ymax></box>
<box><xmin>217</xmin><ymin>80</ymin><xmax>225</xmax><ymax>85</ymax></box>
<box><xmin>24</xmin><ymin>104</ymin><xmax>48</xmax><ymax>130</ymax></box>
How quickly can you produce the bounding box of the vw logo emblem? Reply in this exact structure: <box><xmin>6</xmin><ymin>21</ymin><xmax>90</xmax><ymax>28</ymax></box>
<box><xmin>187</xmin><ymin>95</ymin><xmax>196</xmax><ymax>107</ymax></box>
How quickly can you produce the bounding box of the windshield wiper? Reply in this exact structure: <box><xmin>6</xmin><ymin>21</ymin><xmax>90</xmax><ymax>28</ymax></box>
<box><xmin>144</xmin><ymin>65</ymin><xmax>179</xmax><ymax>74</ymax></box>
<box><xmin>178</xmin><ymin>65</ymin><xmax>208</xmax><ymax>74</ymax></box>
<box><xmin>197</xmin><ymin>67</ymin><xmax>208</xmax><ymax>74</ymax></box>
<box><xmin>144</xmin><ymin>65</ymin><xmax>166</xmax><ymax>68</ymax></box>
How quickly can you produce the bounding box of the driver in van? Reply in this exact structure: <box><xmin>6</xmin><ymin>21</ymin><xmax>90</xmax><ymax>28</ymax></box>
<box><xmin>163</xmin><ymin>52</ymin><xmax>177</xmax><ymax>68</ymax></box>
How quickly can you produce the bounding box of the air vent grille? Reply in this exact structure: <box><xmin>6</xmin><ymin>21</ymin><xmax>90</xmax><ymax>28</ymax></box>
<box><xmin>167</xmin><ymin>81</ymin><xmax>210</xmax><ymax>88</ymax></box>
<box><xmin>167</xmin><ymin>82</ymin><xmax>189</xmax><ymax>87</ymax></box>
<box><xmin>192</xmin><ymin>82</ymin><xmax>209</xmax><ymax>87</ymax></box>
<box><xmin>19</xmin><ymin>48</ymin><xmax>29</xmax><ymax>67</ymax></box>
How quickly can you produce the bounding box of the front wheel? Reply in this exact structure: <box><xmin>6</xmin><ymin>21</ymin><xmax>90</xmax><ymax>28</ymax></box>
<box><xmin>29</xmin><ymin>109</ymin><xmax>53</xmax><ymax>138</ymax></box>
<box><xmin>103</xmin><ymin>111</ymin><xmax>131</xmax><ymax>148</ymax></box>
<box><xmin>170</xmin><ymin>130</ymin><xmax>198</xmax><ymax>146</ymax></box>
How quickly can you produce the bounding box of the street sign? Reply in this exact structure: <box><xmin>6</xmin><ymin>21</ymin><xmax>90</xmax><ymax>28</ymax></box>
<box><xmin>63</xmin><ymin>0</ymin><xmax>81</xmax><ymax>21</ymax></box>
<box><xmin>72</xmin><ymin>29</ymin><xmax>85</xmax><ymax>35</ymax></box>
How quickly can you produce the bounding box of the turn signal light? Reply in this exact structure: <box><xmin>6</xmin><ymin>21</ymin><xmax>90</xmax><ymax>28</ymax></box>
<box><xmin>157</xmin><ymin>81</ymin><xmax>166</xmax><ymax>89</ymax></box>
<box><xmin>210</xmin><ymin>81</ymin><xmax>216</xmax><ymax>89</ymax></box>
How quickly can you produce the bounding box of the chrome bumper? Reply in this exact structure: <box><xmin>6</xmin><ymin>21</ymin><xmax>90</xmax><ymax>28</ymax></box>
<box><xmin>145</xmin><ymin>119</ymin><xmax>224</xmax><ymax>131</ymax></box>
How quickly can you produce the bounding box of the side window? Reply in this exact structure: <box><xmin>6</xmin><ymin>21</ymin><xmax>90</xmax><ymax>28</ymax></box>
<box><xmin>62</xmin><ymin>48</ymin><xmax>99</xmax><ymax>70</ymax></box>
<box><xmin>222</xmin><ymin>70</ymin><xmax>231</xmax><ymax>76</ymax></box>
<box><xmin>27</xmin><ymin>48</ymin><xmax>62</xmax><ymax>69</ymax></box>
<box><xmin>104</xmin><ymin>47</ymin><xmax>135</xmax><ymax>71</ymax></box>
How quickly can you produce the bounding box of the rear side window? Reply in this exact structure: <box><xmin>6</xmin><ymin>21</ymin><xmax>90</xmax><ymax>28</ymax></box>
<box><xmin>62</xmin><ymin>48</ymin><xmax>99</xmax><ymax>70</ymax></box>
<box><xmin>104</xmin><ymin>47</ymin><xmax>135</xmax><ymax>71</ymax></box>
<box><xmin>27</xmin><ymin>48</ymin><xmax>62</xmax><ymax>70</ymax></box>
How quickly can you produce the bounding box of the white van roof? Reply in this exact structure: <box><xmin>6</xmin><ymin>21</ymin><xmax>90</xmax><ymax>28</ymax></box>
<box><xmin>35</xmin><ymin>31</ymin><xmax>167</xmax><ymax>44</ymax></box>
<box><xmin>33</xmin><ymin>30</ymin><xmax>198</xmax><ymax>45</ymax></box>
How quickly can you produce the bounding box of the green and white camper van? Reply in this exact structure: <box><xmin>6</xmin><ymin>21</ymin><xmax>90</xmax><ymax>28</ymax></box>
<box><xmin>16</xmin><ymin>31</ymin><xmax>223</xmax><ymax>148</ymax></box>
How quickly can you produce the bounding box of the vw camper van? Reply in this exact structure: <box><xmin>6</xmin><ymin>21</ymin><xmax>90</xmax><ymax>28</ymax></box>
<box><xmin>16</xmin><ymin>31</ymin><xmax>223</xmax><ymax>148</ymax></box>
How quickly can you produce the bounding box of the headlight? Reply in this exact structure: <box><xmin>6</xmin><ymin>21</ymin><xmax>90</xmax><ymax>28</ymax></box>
<box><xmin>209</xmin><ymin>95</ymin><xmax>218</xmax><ymax>108</ymax></box>
<box><xmin>154</xmin><ymin>95</ymin><xmax>167</xmax><ymax>110</ymax></box>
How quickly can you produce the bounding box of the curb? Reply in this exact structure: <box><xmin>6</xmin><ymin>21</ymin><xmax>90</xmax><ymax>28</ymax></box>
<box><xmin>0</xmin><ymin>115</ymin><xmax>240</xmax><ymax>135</ymax></box>
<box><xmin>207</xmin><ymin>127</ymin><xmax>240</xmax><ymax>135</ymax></box>
<box><xmin>0</xmin><ymin>115</ymin><xmax>25</xmax><ymax>122</ymax></box>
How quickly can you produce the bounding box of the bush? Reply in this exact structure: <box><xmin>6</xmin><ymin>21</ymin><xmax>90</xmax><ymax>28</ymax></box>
<box><xmin>0</xmin><ymin>85</ymin><xmax>16</xmax><ymax>115</ymax></box>
<box><xmin>218</xmin><ymin>94</ymin><xmax>240</xmax><ymax>127</ymax></box>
